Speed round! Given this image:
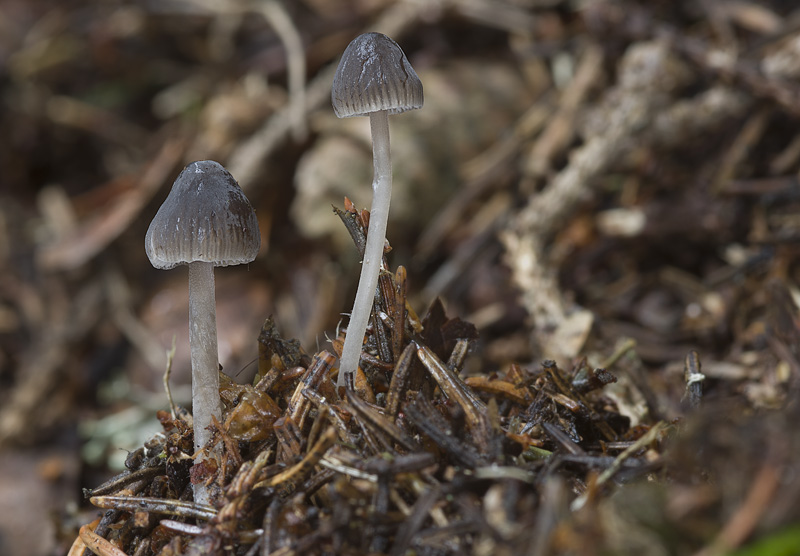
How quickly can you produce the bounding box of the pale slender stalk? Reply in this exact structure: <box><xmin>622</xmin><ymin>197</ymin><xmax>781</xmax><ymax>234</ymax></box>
<box><xmin>338</xmin><ymin>109</ymin><xmax>392</xmax><ymax>387</ymax></box>
<box><xmin>188</xmin><ymin>260</ymin><xmax>221</xmax><ymax>505</ymax></box>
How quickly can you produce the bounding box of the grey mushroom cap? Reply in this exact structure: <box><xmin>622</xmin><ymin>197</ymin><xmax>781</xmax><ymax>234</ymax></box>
<box><xmin>145</xmin><ymin>160</ymin><xmax>260</xmax><ymax>270</ymax></box>
<box><xmin>332</xmin><ymin>32</ymin><xmax>423</xmax><ymax>118</ymax></box>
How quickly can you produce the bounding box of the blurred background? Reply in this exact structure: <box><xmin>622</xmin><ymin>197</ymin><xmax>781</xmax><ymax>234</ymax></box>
<box><xmin>1</xmin><ymin>0</ymin><xmax>800</xmax><ymax>554</ymax></box>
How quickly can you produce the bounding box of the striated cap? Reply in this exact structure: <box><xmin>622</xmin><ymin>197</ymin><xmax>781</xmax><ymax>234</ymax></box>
<box><xmin>332</xmin><ymin>32</ymin><xmax>423</xmax><ymax>118</ymax></box>
<box><xmin>145</xmin><ymin>160</ymin><xmax>260</xmax><ymax>270</ymax></box>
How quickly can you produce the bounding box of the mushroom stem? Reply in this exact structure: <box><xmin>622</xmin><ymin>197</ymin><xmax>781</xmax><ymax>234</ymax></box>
<box><xmin>187</xmin><ymin>260</ymin><xmax>222</xmax><ymax>505</ymax></box>
<box><xmin>338</xmin><ymin>109</ymin><xmax>392</xmax><ymax>387</ymax></box>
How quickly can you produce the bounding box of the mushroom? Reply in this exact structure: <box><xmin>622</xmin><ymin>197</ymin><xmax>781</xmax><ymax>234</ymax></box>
<box><xmin>145</xmin><ymin>160</ymin><xmax>260</xmax><ymax>504</ymax></box>
<box><xmin>331</xmin><ymin>32</ymin><xmax>423</xmax><ymax>387</ymax></box>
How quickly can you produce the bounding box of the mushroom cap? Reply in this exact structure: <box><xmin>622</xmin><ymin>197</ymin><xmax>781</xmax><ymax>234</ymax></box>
<box><xmin>145</xmin><ymin>160</ymin><xmax>260</xmax><ymax>270</ymax></box>
<box><xmin>332</xmin><ymin>32</ymin><xmax>423</xmax><ymax>118</ymax></box>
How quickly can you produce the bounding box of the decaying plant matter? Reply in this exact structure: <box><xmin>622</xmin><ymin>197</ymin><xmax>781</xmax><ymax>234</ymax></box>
<box><xmin>4</xmin><ymin>2</ymin><xmax>800</xmax><ymax>554</ymax></box>
<box><xmin>72</xmin><ymin>202</ymin><xmax>660</xmax><ymax>555</ymax></box>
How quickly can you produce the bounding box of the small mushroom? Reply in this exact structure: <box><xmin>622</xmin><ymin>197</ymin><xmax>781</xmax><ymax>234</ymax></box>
<box><xmin>331</xmin><ymin>32</ymin><xmax>423</xmax><ymax>387</ymax></box>
<box><xmin>145</xmin><ymin>160</ymin><xmax>260</xmax><ymax>504</ymax></box>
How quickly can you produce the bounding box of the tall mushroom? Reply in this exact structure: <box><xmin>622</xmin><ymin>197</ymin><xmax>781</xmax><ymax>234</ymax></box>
<box><xmin>145</xmin><ymin>160</ymin><xmax>260</xmax><ymax>504</ymax></box>
<box><xmin>331</xmin><ymin>32</ymin><xmax>423</xmax><ymax>387</ymax></box>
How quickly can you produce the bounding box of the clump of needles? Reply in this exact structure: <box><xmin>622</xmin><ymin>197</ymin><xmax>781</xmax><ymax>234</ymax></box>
<box><xmin>74</xmin><ymin>201</ymin><xmax>650</xmax><ymax>556</ymax></box>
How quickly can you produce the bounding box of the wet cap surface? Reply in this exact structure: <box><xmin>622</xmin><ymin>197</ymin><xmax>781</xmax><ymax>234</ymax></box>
<box><xmin>332</xmin><ymin>32</ymin><xmax>423</xmax><ymax>118</ymax></box>
<box><xmin>145</xmin><ymin>160</ymin><xmax>260</xmax><ymax>270</ymax></box>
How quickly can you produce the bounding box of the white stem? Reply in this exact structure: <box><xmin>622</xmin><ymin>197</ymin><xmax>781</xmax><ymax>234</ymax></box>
<box><xmin>338</xmin><ymin>110</ymin><xmax>392</xmax><ymax>387</ymax></box>
<box><xmin>188</xmin><ymin>260</ymin><xmax>221</xmax><ymax>505</ymax></box>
